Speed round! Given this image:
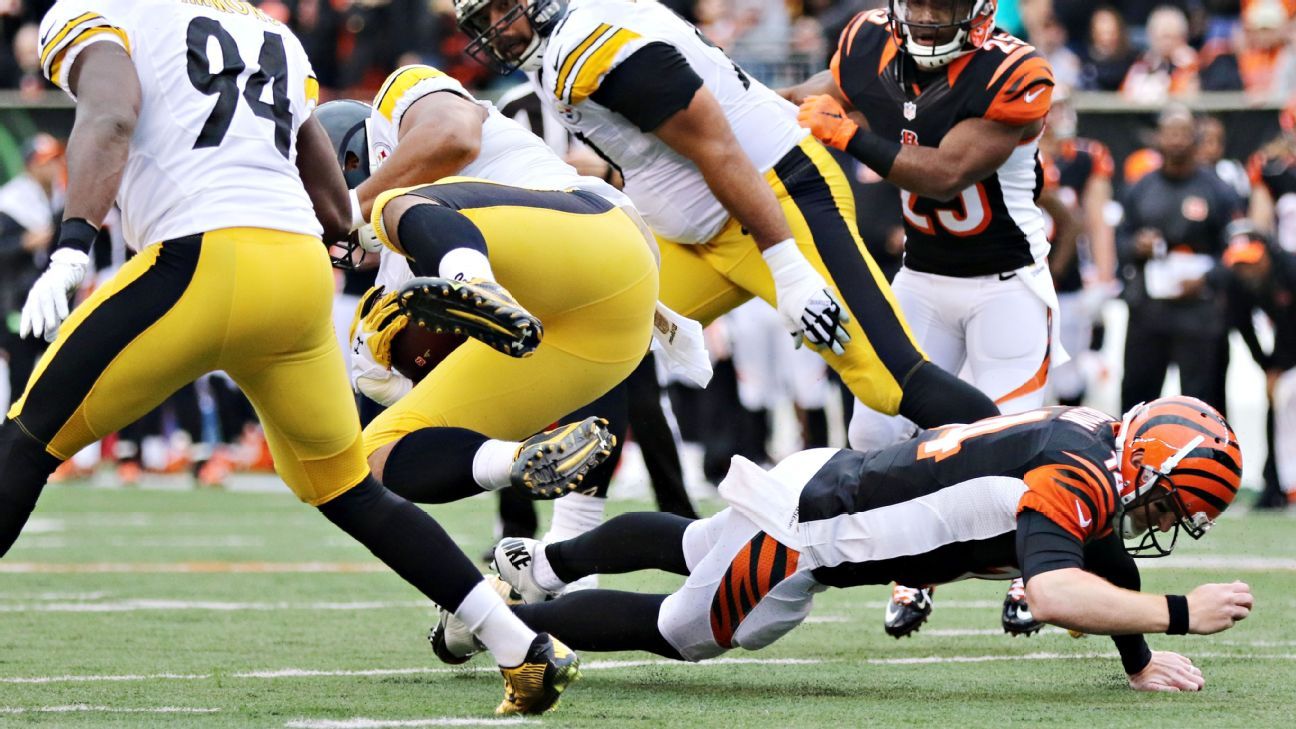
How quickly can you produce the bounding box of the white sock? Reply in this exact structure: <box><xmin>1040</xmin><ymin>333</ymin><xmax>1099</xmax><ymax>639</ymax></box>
<box><xmin>542</xmin><ymin>492</ymin><xmax>607</xmax><ymax>543</ymax></box>
<box><xmin>454</xmin><ymin>579</ymin><xmax>536</xmax><ymax>668</ymax></box>
<box><xmin>440</xmin><ymin>247</ymin><xmax>495</xmax><ymax>282</ymax></box>
<box><xmin>530</xmin><ymin>545</ymin><xmax>568</xmax><ymax>593</ymax></box>
<box><xmin>472</xmin><ymin>439</ymin><xmax>519</xmax><ymax>492</ymax></box>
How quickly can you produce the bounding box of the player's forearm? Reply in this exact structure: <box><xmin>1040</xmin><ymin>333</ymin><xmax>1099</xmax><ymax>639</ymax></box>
<box><xmin>355</xmin><ymin>127</ymin><xmax>480</xmax><ymax>220</ymax></box>
<box><xmin>779</xmin><ymin>70</ymin><xmax>848</xmax><ymax>107</ymax></box>
<box><xmin>63</xmin><ymin>48</ymin><xmax>140</xmax><ymax>227</ymax></box>
<box><xmin>1025</xmin><ymin>568</ymin><xmax>1170</xmax><ymax>635</ymax></box>
<box><xmin>696</xmin><ymin>145</ymin><xmax>793</xmax><ymax>250</ymax></box>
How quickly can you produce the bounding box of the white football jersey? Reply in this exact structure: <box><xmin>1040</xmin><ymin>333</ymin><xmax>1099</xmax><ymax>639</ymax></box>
<box><xmin>40</xmin><ymin>0</ymin><xmax>323</xmax><ymax>249</ymax></box>
<box><xmin>367</xmin><ymin>64</ymin><xmax>629</xmax><ymax>208</ymax></box>
<box><xmin>367</xmin><ymin>64</ymin><xmax>632</xmax><ymax>288</ymax></box>
<box><xmin>529</xmin><ymin>0</ymin><xmax>808</xmax><ymax>244</ymax></box>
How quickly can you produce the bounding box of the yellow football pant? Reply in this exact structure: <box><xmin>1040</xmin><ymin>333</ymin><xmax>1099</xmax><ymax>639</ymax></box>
<box><xmin>362</xmin><ymin>179</ymin><xmax>659</xmax><ymax>455</ymax></box>
<box><xmin>7</xmin><ymin>229</ymin><xmax>368</xmax><ymax>506</ymax></box>
<box><xmin>658</xmin><ymin>137</ymin><xmax>925</xmax><ymax>415</ymax></box>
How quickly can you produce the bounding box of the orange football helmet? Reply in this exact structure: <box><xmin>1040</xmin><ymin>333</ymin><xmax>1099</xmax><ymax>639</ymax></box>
<box><xmin>1116</xmin><ymin>396</ymin><xmax>1243</xmax><ymax>557</ymax></box>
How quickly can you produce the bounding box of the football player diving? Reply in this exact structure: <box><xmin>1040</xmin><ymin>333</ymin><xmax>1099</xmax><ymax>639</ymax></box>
<box><xmin>436</xmin><ymin>397</ymin><xmax>1253</xmax><ymax>693</ymax></box>
<box><xmin>0</xmin><ymin>0</ymin><xmax>579</xmax><ymax>715</ymax></box>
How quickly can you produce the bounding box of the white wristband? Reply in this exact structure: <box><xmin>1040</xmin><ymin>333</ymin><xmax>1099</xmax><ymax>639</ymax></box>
<box><xmin>761</xmin><ymin>238</ymin><xmax>810</xmax><ymax>281</ymax></box>
<box><xmin>349</xmin><ymin>189</ymin><xmax>365</xmax><ymax>232</ymax></box>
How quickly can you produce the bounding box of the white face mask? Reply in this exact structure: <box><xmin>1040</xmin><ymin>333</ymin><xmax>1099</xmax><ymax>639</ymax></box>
<box><xmin>893</xmin><ymin>0</ymin><xmax>979</xmax><ymax>70</ymax></box>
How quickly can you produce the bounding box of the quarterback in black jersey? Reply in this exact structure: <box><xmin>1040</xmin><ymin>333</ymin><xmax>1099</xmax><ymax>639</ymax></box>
<box><xmin>430</xmin><ymin>397</ymin><xmax>1251</xmax><ymax>693</ymax></box>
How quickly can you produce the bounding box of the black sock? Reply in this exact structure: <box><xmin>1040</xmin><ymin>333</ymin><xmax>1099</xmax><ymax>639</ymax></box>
<box><xmin>0</xmin><ymin>419</ymin><xmax>61</xmax><ymax>557</ymax></box>
<box><xmin>318</xmin><ymin>475</ymin><xmax>481</xmax><ymax>611</ymax></box>
<box><xmin>396</xmin><ymin>203</ymin><xmax>488</xmax><ymax>276</ymax></box>
<box><xmin>1058</xmin><ymin>394</ymin><xmax>1085</xmax><ymax>407</ymax></box>
<box><xmin>898</xmin><ymin>361</ymin><xmax>999</xmax><ymax>428</ymax></box>
<box><xmin>546</xmin><ymin>511</ymin><xmax>692</xmax><ymax>583</ymax></box>
<box><xmin>513</xmin><ymin>590</ymin><xmax>682</xmax><ymax>659</ymax></box>
<box><xmin>381</xmin><ymin>426</ymin><xmax>490</xmax><ymax>504</ymax></box>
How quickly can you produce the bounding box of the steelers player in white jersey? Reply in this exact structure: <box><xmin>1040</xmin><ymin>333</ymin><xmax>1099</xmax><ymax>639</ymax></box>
<box><xmin>452</xmin><ymin>0</ymin><xmax>1000</xmax><ymax>431</ymax></box>
<box><xmin>0</xmin><ymin>1</ymin><xmax>580</xmax><ymax>715</ymax></box>
<box><xmin>327</xmin><ymin>66</ymin><xmax>658</xmax><ymax>540</ymax></box>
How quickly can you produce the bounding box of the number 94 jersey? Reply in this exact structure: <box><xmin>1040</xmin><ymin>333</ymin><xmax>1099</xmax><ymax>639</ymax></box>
<box><xmin>833</xmin><ymin>10</ymin><xmax>1054</xmax><ymax>277</ymax></box>
<box><xmin>40</xmin><ymin>0</ymin><xmax>323</xmax><ymax>249</ymax></box>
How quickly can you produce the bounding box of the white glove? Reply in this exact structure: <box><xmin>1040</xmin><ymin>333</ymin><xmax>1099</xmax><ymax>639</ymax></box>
<box><xmin>349</xmin><ymin>189</ymin><xmax>384</xmax><ymax>254</ymax></box>
<box><xmin>762</xmin><ymin>239</ymin><xmax>851</xmax><ymax>355</ymax></box>
<box><xmin>650</xmin><ymin>301</ymin><xmax>713</xmax><ymax>387</ymax></box>
<box><xmin>354</xmin><ymin>223</ymin><xmax>384</xmax><ymax>253</ymax></box>
<box><xmin>21</xmin><ymin>247</ymin><xmax>89</xmax><ymax>342</ymax></box>
<box><xmin>349</xmin><ymin>334</ymin><xmax>413</xmax><ymax>407</ymax></box>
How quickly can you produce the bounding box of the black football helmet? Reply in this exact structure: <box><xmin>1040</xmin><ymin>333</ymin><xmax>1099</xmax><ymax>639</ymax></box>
<box><xmin>316</xmin><ymin>99</ymin><xmax>375</xmax><ymax>269</ymax></box>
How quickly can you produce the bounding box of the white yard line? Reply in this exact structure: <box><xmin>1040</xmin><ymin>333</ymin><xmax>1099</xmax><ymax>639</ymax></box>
<box><xmin>7</xmin><ymin>653</ymin><xmax>1289</xmax><ymax>686</ymax></box>
<box><xmin>1138</xmin><ymin>556</ymin><xmax>1296</xmax><ymax>571</ymax></box>
<box><xmin>0</xmin><ymin>561</ymin><xmax>388</xmax><ymax>574</ymax></box>
<box><xmin>0</xmin><ymin>705</ymin><xmax>219</xmax><ymax>714</ymax></box>
<box><xmin>284</xmin><ymin>719</ymin><xmax>536</xmax><ymax>728</ymax></box>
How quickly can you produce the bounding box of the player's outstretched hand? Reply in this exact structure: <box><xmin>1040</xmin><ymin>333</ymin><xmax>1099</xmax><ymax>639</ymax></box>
<box><xmin>1187</xmin><ymin>581</ymin><xmax>1253</xmax><ymax>635</ymax></box>
<box><xmin>1128</xmin><ymin>651</ymin><xmax>1204</xmax><ymax>692</ymax></box>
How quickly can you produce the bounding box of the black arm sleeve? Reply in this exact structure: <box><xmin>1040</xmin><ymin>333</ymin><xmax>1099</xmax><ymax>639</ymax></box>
<box><xmin>1016</xmin><ymin>509</ymin><xmax>1085</xmax><ymax>582</ymax></box>
<box><xmin>589</xmin><ymin>42</ymin><xmax>704</xmax><ymax>132</ymax></box>
<box><xmin>1083</xmin><ymin>532</ymin><xmax>1153</xmax><ymax>675</ymax></box>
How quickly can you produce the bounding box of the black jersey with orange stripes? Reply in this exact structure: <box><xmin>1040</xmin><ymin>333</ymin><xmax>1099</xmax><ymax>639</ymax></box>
<box><xmin>1050</xmin><ymin>138</ymin><xmax>1115</xmax><ymax>293</ymax></box>
<box><xmin>832</xmin><ymin>9</ymin><xmax>1054</xmax><ymax>277</ymax></box>
<box><xmin>795</xmin><ymin>406</ymin><xmax>1121</xmax><ymax>589</ymax></box>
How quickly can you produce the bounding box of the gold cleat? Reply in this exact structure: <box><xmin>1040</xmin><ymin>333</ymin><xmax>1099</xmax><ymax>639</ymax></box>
<box><xmin>398</xmin><ymin>277</ymin><xmax>543</xmax><ymax>358</ymax></box>
<box><xmin>496</xmin><ymin>633</ymin><xmax>582</xmax><ymax>715</ymax></box>
<box><xmin>510</xmin><ymin>417</ymin><xmax>616</xmax><ymax>499</ymax></box>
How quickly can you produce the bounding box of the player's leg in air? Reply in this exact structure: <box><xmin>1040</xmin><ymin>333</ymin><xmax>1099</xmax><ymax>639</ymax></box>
<box><xmin>2</xmin><ymin>15</ymin><xmax>578</xmax><ymax>713</ymax></box>
<box><xmin>356</xmin><ymin>182</ymin><xmax>658</xmax><ymax>507</ymax></box>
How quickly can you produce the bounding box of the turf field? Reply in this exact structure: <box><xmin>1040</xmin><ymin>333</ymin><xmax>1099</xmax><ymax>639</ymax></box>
<box><xmin>2</xmin><ymin>482</ymin><xmax>1293</xmax><ymax>728</ymax></box>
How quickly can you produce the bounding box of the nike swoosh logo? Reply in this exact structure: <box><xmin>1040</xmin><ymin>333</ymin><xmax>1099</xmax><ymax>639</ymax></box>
<box><xmin>1075</xmin><ymin>500</ymin><xmax>1092</xmax><ymax>528</ymax></box>
<box><xmin>1024</xmin><ymin>87</ymin><xmax>1046</xmax><ymax>103</ymax></box>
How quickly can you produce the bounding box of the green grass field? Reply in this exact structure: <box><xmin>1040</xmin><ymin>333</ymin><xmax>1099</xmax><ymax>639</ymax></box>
<box><xmin>2</xmin><ymin>482</ymin><xmax>1293</xmax><ymax>728</ymax></box>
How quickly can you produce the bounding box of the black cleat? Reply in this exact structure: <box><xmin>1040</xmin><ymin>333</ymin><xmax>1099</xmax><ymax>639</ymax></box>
<box><xmin>884</xmin><ymin>584</ymin><xmax>933</xmax><ymax>638</ymax></box>
<box><xmin>1002</xmin><ymin>578</ymin><xmax>1042</xmax><ymax>636</ymax></box>
<box><xmin>510</xmin><ymin>417</ymin><xmax>616</xmax><ymax>500</ymax></box>
<box><xmin>398</xmin><ymin>277</ymin><xmax>542</xmax><ymax>358</ymax></box>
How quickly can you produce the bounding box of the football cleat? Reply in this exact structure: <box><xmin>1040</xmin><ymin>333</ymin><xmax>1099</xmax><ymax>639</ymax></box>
<box><xmin>398</xmin><ymin>277</ymin><xmax>543</xmax><ymax>358</ymax></box>
<box><xmin>496</xmin><ymin>633</ymin><xmax>581</xmax><ymax>715</ymax></box>
<box><xmin>493</xmin><ymin>537</ymin><xmax>561</xmax><ymax>604</ymax></box>
<box><xmin>1002</xmin><ymin>577</ymin><xmax>1042</xmax><ymax>636</ymax></box>
<box><xmin>884</xmin><ymin>584</ymin><xmax>933</xmax><ymax>638</ymax></box>
<box><xmin>427</xmin><ymin>576</ymin><xmax>520</xmax><ymax>664</ymax></box>
<box><xmin>510</xmin><ymin>417</ymin><xmax>616</xmax><ymax>500</ymax></box>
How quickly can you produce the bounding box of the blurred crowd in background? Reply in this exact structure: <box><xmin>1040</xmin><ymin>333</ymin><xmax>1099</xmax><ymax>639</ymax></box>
<box><xmin>1</xmin><ymin>0</ymin><xmax>1294</xmax><ymax>513</ymax></box>
<box><xmin>6</xmin><ymin>1</ymin><xmax>1296</xmax><ymax>102</ymax></box>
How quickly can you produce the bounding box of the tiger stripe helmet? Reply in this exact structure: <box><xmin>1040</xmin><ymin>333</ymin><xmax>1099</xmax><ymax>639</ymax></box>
<box><xmin>1116</xmin><ymin>396</ymin><xmax>1242</xmax><ymax>556</ymax></box>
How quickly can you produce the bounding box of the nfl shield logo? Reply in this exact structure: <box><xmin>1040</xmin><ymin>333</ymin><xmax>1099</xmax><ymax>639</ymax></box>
<box><xmin>903</xmin><ymin>101</ymin><xmax>917</xmax><ymax>120</ymax></box>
